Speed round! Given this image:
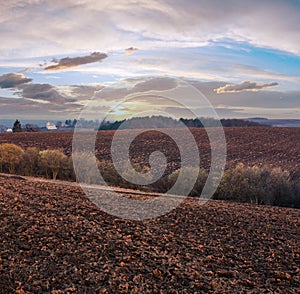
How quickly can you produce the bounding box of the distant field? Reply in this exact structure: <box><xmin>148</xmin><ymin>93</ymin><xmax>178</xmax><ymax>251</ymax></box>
<box><xmin>0</xmin><ymin>127</ymin><xmax>300</xmax><ymax>181</ymax></box>
<box><xmin>0</xmin><ymin>174</ymin><xmax>299</xmax><ymax>293</ymax></box>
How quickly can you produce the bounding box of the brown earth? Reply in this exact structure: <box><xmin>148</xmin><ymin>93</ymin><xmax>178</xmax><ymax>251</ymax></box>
<box><xmin>0</xmin><ymin>174</ymin><xmax>299</xmax><ymax>293</ymax></box>
<box><xmin>0</xmin><ymin>127</ymin><xmax>300</xmax><ymax>181</ymax></box>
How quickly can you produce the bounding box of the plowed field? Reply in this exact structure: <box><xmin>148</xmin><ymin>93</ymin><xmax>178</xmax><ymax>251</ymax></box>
<box><xmin>0</xmin><ymin>127</ymin><xmax>299</xmax><ymax>181</ymax></box>
<box><xmin>0</xmin><ymin>175</ymin><xmax>299</xmax><ymax>293</ymax></box>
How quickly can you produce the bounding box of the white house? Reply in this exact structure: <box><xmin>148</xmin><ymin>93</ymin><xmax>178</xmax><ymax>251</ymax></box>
<box><xmin>46</xmin><ymin>121</ymin><xmax>57</xmax><ymax>130</ymax></box>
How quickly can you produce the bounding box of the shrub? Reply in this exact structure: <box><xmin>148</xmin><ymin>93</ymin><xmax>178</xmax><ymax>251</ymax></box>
<box><xmin>168</xmin><ymin>167</ymin><xmax>208</xmax><ymax>196</ymax></box>
<box><xmin>291</xmin><ymin>183</ymin><xmax>300</xmax><ymax>208</ymax></box>
<box><xmin>58</xmin><ymin>155</ymin><xmax>76</xmax><ymax>181</ymax></box>
<box><xmin>97</xmin><ymin>160</ymin><xmax>124</xmax><ymax>187</ymax></box>
<box><xmin>268</xmin><ymin>167</ymin><xmax>293</xmax><ymax>206</ymax></box>
<box><xmin>38</xmin><ymin>149</ymin><xmax>67</xmax><ymax>180</ymax></box>
<box><xmin>216</xmin><ymin>163</ymin><xmax>294</xmax><ymax>206</ymax></box>
<box><xmin>0</xmin><ymin>143</ymin><xmax>24</xmax><ymax>173</ymax></box>
<box><xmin>95</xmin><ymin>159</ymin><xmax>154</xmax><ymax>189</ymax></box>
<box><xmin>73</xmin><ymin>152</ymin><xmax>102</xmax><ymax>184</ymax></box>
<box><xmin>20</xmin><ymin>147</ymin><xmax>40</xmax><ymax>176</ymax></box>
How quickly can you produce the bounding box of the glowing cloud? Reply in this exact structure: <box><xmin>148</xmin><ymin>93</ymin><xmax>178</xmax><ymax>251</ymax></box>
<box><xmin>214</xmin><ymin>81</ymin><xmax>279</xmax><ymax>93</ymax></box>
<box><xmin>44</xmin><ymin>52</ymin><xmax>108</xmax><ymax>71</ymax></box>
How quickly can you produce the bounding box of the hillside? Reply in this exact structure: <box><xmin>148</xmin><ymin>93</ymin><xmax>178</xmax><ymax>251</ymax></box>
<box><xmin>0</xmin><ymin>174</ymin><xmax>299</xmax><ymax>293</ymax></box>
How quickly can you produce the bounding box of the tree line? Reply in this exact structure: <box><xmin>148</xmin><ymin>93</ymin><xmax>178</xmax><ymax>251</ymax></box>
<box><xmin>8</xmin><ymin>117</ymin><xmax>267</xmax><ymax>133</ymax></box>
<box><xmin>99</xmin><ymin>116</ymin><xmax>268</xmax><ymax>130</ymax></box>
<box><xmin>0</xmin><ymin>143</ymin><xmax>298</xmax><ymax>208</ymax></box>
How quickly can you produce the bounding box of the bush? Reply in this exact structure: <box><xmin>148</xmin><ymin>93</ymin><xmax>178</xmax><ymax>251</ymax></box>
<box><xmin>216</xmin><ymin>163</ymin><xmax>294</xmax><ymax>206</ymax></box>
<box><xmin>0</xmin><ymin>143</ymin><xmax>24</xmax><ymax>173</ymax></box>
<box><xmin>97</xmin><ymin>160</ymin><xmax>126</xmax><ymax>187</ymax></box>
<box><xmin>291</xmin><ymin>183</ymin><xmax>300</xmax><ymax>208</ymax></box>
<box><xmin>73</xmin><ymin>152</ymin><xmax>102</xmax><ymax>184</ymax></box>
<box><xmin>20</xmin><ymin>147</ymin><xmax>40</xmax><ymax>176</ymax></box>
<box><xmin>38</xmin><ymin>149</ymin><xmax>67</xmax><ymax>180</ymax></box>
<box><xmin>58</xmin><ymin>155</ymin><xmax>76</xmax><ymax>181</ymax></box>
<box><xmin>98</xmin><ymin>160</ymin><xmax>154</xmax><ymax>190</ymax></box>
<box><xmin>168</xmin><ymin>167</ymin><xmax>208</xmax><ymax>196</ymax></box>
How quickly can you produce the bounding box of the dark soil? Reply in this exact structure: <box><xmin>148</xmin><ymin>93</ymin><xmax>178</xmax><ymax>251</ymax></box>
<box><xmin>0</xmin><ymin>175</ymin><xmax>299</xmax><ymax>293</ymax></box>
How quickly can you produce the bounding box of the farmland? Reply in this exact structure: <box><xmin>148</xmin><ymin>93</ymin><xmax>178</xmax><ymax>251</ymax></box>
<box><xmin>0</xmin><ymin>174</ymin><xmax>299</xmax><ymax>293</ymax></box>
<box><xmin>0</xmin><ymin>127</ymin><xmax>299</xmax><ymax>292</ymax></box>
<box><xmin>0</xmin><ymin>127</ymin><xmax>300</xmax><ymax>181</ymax></box>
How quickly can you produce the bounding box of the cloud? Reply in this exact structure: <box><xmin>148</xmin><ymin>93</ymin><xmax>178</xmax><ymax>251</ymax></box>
<box><xmin>15</xmin><ymin>84</ymin><xmax>83</xmax><ymax>106</ymax></box>
<box><xmin>1</xmin><ymin>0</ymin><xmax>300</xmax><ymax>59</ymax></box>
<box><xmin>0</xmin><ymin>72</ymin><xmax>103</xmax><ymax>108</ymax></box>
<box><xmin>67</xmin><ymin>85</ymin><xmax>103</xmax><ymax>101</ymax></box>
<box><xmin>214</xmin><ymin>81</ymin><xmax>279</xmax><ymax>93</ymax></box>
<box><xmin>190</xmin><ymin>80</ymin><xmax>300</xmax><ymax>110</ymax></box>
<box><xmin>0</xmin><ymin>73</ymin><xmax>32</xmax><ymax>88</ymax></box>
<box><xmin>20</xmin><ymin>83</ymin><xmax>66</xmax><ymax>103</ymax></box>
<box><xmin>91</xmin><ymin>78</ymin><xmax>300</xmax><ymax>118</ymax></box>
<box><xmin>80</xmin><ymin>48</ymin><xmax>299</xmax><ymax>86</ymax></box>
<box><xmin>132</xmin><ymin>77</ymin><xmax>178</xmax><ymax>92</ymax></box>
<box><xmin>44</xmin><ymin>52</ymin><xmax>108</xmax><ymax>71</ymax></box>
<box><xmin>0</xmin><ymin>96</ymin><xmax>82</xmax><ymax>119</ymax></box>
<box><xmin>1</xmin><ymin>76</ymin><xmax>299</xmax><ymax>120</ymax></box>
<box><xmin>124</xmin><ymin>47</ymin><xmax>139</xmax><ymax>55</ymax></box>
<box><xmin>94</xmin><ymin>77</ymin><xmax>178</xmax><ymax>101</ymax></box>
<box><xmin>18</xmin><ymin>68</ymin><xmax>33</xmax><ymax>73</ymax></box>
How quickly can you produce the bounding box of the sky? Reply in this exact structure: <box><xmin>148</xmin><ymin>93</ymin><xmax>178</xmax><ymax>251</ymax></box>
<box><xmin>0</xmin><ymin>0</ymin><xmax>300</xmax><ymax>122</ymax></box>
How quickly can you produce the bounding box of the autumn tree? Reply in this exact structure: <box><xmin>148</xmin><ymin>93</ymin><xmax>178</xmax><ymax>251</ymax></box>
<box><xmin>21</xmin><ymin>147</ymin><xmax>40</xmax><ymax>176</ymax></box>
<box><xmin>0</xmin><ymin>143</ymin><xmax>24</xmax><ymax>173</ymax></box>
<box><xmin>38</xmin><ymin>149</ymin><xmax>67</xmax><ymax>180</ymax></box>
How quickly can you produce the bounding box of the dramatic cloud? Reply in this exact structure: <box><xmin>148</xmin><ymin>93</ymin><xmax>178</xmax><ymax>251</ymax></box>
<box><xmin>0</xmin><ymin>76</ymin><xmax>299</xmax><ymax>120</ymax></box>
<box><xmin>1</xmin><ymin>1</ymin><xmax>300</xmax><ymax>59</ymax></box>
<box><xmin>0</xmin><ymin>73</ymin><xmax>32</xmax><ymax>89</ymax></box>
<box><xmin>0</xmin><ymin>72</ymin><xmax>102</xmax><ymax>113</ymax></box>
<box><xmin>214</xmin><ymin>81</ymin><xmax>279</xmax><ymax>93</ymax></box>
<box><xmin>0</xmin><ymin>97</ymin><xmax>82</xmax><ymax>119</ymax></box>
<box><xmin>44</xmin><ymin>52</ymin><xmax>108</xmax><ymax>71</ymax></box>
<box><xmin>0</xmin><ymin>2</ymin><xmax>299</xmax><ymax>120</ymax></box>
<box><xmin>18</xmin><ymin>83</ymin><xmax>75</xmax><ymax>104</ymax></box>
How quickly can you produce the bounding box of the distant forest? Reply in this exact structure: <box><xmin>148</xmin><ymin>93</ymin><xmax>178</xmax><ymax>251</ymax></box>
<box><xmin>99</xmin><ymin>116</ymin><xmax>268</xmax><ymax>130</ymax></box>
<box><xmin>2</xmin><ymin>116</ymin><xmax>268</xmax><ymax>133</ymax></box>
